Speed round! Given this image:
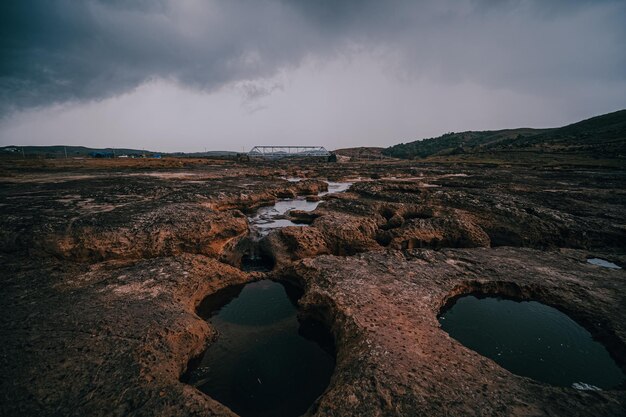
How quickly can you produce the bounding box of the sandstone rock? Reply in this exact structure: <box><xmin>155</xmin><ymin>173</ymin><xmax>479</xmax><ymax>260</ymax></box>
<box><xmin>40</xmin><ymin>204</ymin><xmax>249</xmax><ymax>262</ymax></box>
<box><xmin>314</xmin><ymin>213</ymin><xmax>380</xmax><ymax>256</ymax></box>
<box><xmin>284</xmin><ymin>247</ymin><xmax>626</xmax><ymax>417</ymax></box>
<box><xmin>1</xmin><ymin>158</ymin><xmax>624</xmax><ymax>417</ymax></box>
<box><xmin>0</xmin><ymin>253</ymin><xmax>249</xmax><ymax>417</ymax></box>
<box><xmin>287</xmin><ymin>209</ymin><xmax>319</xmax><ymax>224</ymax></box>
<box><xmin>261</xmin><ymin>226</ymin><xmax>330</xmax><ymax>268</ymax></box>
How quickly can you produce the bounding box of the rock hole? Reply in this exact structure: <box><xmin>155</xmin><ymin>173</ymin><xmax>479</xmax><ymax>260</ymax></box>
<box><xmin>240</xmin><ymin>250</ymin><xmax>275</xmax><ymax>272</ymax></box>
<box><xmin>379</xmin><ymin>206</ymin><xmax>395</xmax><ymax>220</ymax></box>
<box><xmin>438</xmin><ymin>294</ymin><xmax>625</xmax><ymax>389</ymax></box>
<box><xmin>231</xmin><ymin>237</ymin><xmax>275</xmax><ymax>272</ymax></box>
<box><xmin>183</xmin><ymin>280</ymin><xmax>336</xmax><ymax>417</ymax></box>
<box><xmin>375</xmin><ymin>230</ymin><xmax>393</xmax><ymax>247</ymax></box>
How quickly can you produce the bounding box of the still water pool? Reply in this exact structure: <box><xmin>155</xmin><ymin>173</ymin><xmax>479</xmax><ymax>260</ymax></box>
<box><xmin>439</xmin><ymin>295</ymin><xmax>625</xmax><ymax>389</ymax></box>
<box><xmin>184</xmin><ymin>280</ymin><xmax>335</xmax><ymax>417</ymax></box>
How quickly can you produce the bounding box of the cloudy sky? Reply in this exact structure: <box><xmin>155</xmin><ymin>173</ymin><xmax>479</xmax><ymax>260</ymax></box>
<box><xmin>1</xmin><ymin>0</ymin><xmax>625</xmax><ymax>152</ymax></box>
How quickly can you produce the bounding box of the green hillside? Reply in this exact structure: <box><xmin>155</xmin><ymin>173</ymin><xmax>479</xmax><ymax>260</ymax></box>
<box><xmin>383</xmin><ymin>109</ymin><xmax>626</xmax><ymax>160</ymax></box>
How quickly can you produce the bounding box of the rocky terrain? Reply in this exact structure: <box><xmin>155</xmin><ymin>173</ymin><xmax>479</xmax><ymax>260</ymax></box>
<box><xmin>0</xmin><ymin>157</ymin><xmax>625</xmax><ymax>416</ymax></box>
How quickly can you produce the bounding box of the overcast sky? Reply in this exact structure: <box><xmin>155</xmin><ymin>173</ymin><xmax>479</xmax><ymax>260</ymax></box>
<box><xmin>1</xmin><ymin>0</ymin><xmax>625</xmax><ymax>152</ymax></box>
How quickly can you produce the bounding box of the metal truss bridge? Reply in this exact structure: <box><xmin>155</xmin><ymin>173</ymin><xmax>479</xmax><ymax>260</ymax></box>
<box><xmin>248</xmin><ymin>146</ymin><xmax>332</xmax><ymax>160</ymax></box>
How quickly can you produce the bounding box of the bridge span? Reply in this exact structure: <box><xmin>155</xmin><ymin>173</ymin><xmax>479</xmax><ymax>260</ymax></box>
<box><xmin>246</xmin><ymin>146</ymin><xmax>335</xmax><ymax>161</ymax></box>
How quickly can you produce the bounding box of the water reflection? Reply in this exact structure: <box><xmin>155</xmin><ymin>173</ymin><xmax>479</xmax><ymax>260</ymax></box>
<box><xmin>439</xmin><ymin>295</ymin><xmax>625</xmax><ymax>389</ymax></box>
<box><xmin>185</xmin><ymin>280</ymin><xmax>335</xmax><ymax>417</ymax></box>
<box><xmin>249</xmin><ymin>180</ymin><xmax>352</xmax><ymax>235</ymax></box>
<box><xmin>587</xmin><ymin>258</ymin><xmax>621</xmax><ymax>269</ymax></box>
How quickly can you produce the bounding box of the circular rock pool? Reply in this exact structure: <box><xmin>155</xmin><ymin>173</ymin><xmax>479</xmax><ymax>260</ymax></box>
<box><xmin>439</xmin><ymin>295</ymin><xmax>625</xmax><ymax>389</ymax></box>
<box><xmin>183</xmin><ymin>280</ymin><xmax>335</xmax><ymax>417</ymax></box>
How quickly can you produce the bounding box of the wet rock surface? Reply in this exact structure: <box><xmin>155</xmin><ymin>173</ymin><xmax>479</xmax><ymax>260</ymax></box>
<box><xmin>1</xmin><ymin>158</ymin><xmax>625</xmax><ymax>416</ymax></box>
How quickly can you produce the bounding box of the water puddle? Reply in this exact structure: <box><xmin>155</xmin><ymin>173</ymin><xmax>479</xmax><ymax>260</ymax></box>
<box><xmin>439</xmin><ymin>295</ymin><xmax>625</xmax><ymax>389</ymax></box>
<box><xmin>319</xmin><ymin>181</ymin><xmax>353</xmax><ymax>195</ymax></box>
<box><xmin>250</xmin><ymin>199</ymin><xmax>321</xmax><ymax>236</ymax></box>
<box><xmin>184</xmin><ymin>280</ymin><xmax>335</xmax><ymax>417</ymax></box>
<box><xmin>249</xmin><ymin>180</ymin><xmax>352</xmax><ymax>236</ymax></box>
<box><xmin>587</xmin><ymin>258</ymin><xmax>621</xmax><ymax>269</ymax></box>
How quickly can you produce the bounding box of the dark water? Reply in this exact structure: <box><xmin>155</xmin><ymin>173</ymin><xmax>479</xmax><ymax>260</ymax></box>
<box><xmin>439</xmin><ymin>295</ymin><xmax>625</xmax><ymax>389</ymax></box>
<box><xmin>184</xmin><ymin>280</ymin><xmax>335</xmax><ymax>417</ymax></box>
<box><xmin>240</xmin><ymin>252</ymin><xmax>274</xmax><ymax>272</ymax></box>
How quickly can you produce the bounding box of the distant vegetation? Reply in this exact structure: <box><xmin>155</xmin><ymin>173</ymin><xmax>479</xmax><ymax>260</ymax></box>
<box><xmin>0</xmin><ymin>145</ymin><xmax>153</xmax><ymax>159</ymax></box>
<box><xmin>0</xmin><ymin>145</ymin><xmax>237</xmax><ymax>159</ymax></box>
<box><xmin>334</xmin><ymin>147</ymin><xmax>387</xmax><ymax>160</ymax></box>
<box><xmin>383</xmin><ymin>109</ymin><xmax>626</xmax><ymax>161</ymax></box>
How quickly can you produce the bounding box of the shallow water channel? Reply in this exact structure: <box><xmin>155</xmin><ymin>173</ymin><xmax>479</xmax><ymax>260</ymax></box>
<box><xmin>184</xmin><ymin>280</ymin><xmax>335</xmax><ymax>417</ymax></box>
<box><xmin>587</xmin><ymin>257</ymin><xmax>622</xmax><ymax>269</ymax></box>
<box><xmin>249</xmin><ymin>180</ymin><xmax>352</xmax><ymax>236</ymax></box>
<box><xmin>439</xmin><ymin>295</ymin><xmax>625</xmax><ymax>389</ymax></box>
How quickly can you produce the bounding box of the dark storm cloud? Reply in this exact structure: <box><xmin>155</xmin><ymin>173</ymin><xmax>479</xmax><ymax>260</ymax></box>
<box><xmin>1</xmin><ymin>0</ymin><xmax>625</xmax><ymax>115</ymax></box>
<box><xmin>0</xmin><ymin>0</ymin><xmax>312</xmax><ymax>114</ymax></box>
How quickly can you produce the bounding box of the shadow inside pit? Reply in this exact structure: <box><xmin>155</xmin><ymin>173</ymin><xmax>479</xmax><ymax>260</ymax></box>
<box><xmin>233</xmin><ymin>237</ymin><xmax>275</xmax><ymax>272</ymax></box>
<box><xmin>240</xmin><ymin>252</ymin><xmax>274</xmax><ymax>272</ymax></box>
<box><xmin>438</xmin><ymin>292</ymin><xmax>626</xmax><ymax>390</ymax></box>
<box><xmin>183</xmin><ymin>280</ymin><xmax>336</xmax><ymax>417</ymax></box>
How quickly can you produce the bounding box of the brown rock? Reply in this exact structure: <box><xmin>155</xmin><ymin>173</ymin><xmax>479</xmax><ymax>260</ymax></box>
<box><xmin>287</xmin><ymin>209</ymin><xmax>319</xmax><ymax>224</ymax></box>
<box><xmin>1</xmin><ymin>157</ymin><xmax>625</xmax><ymax>417</ymax></box>
<box><xmin>314</xmin><ymin>213</ymin><xmax>380</xmax><ymax>256</ymax></box>
<box><xmin>261</xmin><ymin>226</ymin><xmax>330</xmax><ymax>268</ymax></box>
<box><xmin>41</xmin><ymin>204</ymin><xmax>249</xmax><ymax>262</ymax></box>
<box><xmin>285</xmin><ymin>247</ymin><xmax>626</xmax><ymax>416</ymax></box>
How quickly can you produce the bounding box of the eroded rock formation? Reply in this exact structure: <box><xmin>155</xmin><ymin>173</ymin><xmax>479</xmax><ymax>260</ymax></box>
<box><xmin>0</xmin><ymin>158</ymin><xmax>624</xmax><ymax>416</ymax></box>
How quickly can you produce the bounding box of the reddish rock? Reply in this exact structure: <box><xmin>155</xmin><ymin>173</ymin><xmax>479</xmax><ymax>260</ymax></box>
<box><xmin>41</xmin><ymin>204</ymin><xmax>248</xmax><ymax>262</ymax></box>
<box><xmin>314</xmin><ymin>213</ymin><xmax>380</xmax><ymax>256</ymax></box>
<box><xmin>287</xmin><ymin>209</ymin><xmax>319</xmax><ymax>224</ymax></box>
<box><xmin>284</xmin><ymin>247</ymin><xmax>626</xmax><ymax>416</ymax></box>
<box><xmin>262</xmin><ymin>226</ymin><xmax>330</xmax><ymax>268</ymax></box>
<box><xmin>1</xmin><ymin>158</ymin><xmax>624</xmax><ymax>417</ymax></box>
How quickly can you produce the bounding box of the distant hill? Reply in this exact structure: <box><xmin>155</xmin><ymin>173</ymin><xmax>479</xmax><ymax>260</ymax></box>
<box><xmin>383</xmin><ymin>109</ymin><xmax>626</xmax><ymax>160</ymax></box>
<box><xmin>0</xmin><ymin>145</ymin><xmax>153</xmax><ymax>158</ymax></box>
<box><xmin>0</xmin><ymin>145</ymin><xmax>237</xmax><ymax>159</ymax></box>
<box><xmin>334</xmin><ymin>147</ymin><xmax>387</xmax><ymax>160</ymax></box>
<box><xmin>168</xmin><ymin>151</ymin><xmax>237</xmax><ymax>157</ymax></box>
